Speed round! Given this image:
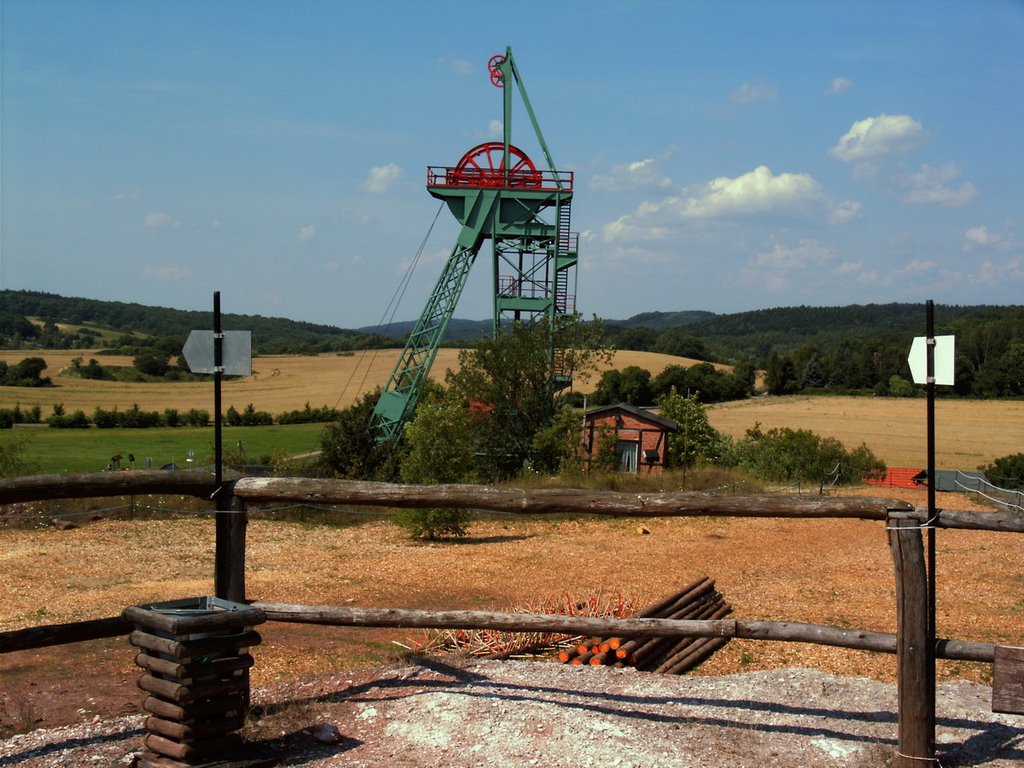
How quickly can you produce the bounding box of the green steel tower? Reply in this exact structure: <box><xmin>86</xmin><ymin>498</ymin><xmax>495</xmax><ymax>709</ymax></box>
<box><xmin>371</xmin><ymin>47</ymin><xmax>578</xmax><ymax>445</ymax></box>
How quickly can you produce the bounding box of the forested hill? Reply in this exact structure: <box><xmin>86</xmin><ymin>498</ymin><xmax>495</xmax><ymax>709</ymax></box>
<box><xmin>0</xmin><ymin>290</ymin><xmax>378</xmax><ymax>354</ymax></box>
<box><xmin>2</xmin><ymin>290</ymin><xmax>1022</xmax><ymax>398</ymax></box>
<box><xmin>610</xmin><ymin>303</ymin><xmax>1021</xmax><ymax>360</ymax></box>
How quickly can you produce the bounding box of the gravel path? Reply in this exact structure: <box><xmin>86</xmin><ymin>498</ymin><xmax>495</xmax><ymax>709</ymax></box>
<box><xmin>2</xmin><ymin>662</ymin><xmax>1022</xmax><ymax>767</ymax></box>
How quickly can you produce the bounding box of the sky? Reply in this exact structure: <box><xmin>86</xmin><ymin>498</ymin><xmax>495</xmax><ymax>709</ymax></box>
<box><xmin>2</xmin><ymin>0</ymin><xmax>1023</xmax><ymax>329</ymax></box>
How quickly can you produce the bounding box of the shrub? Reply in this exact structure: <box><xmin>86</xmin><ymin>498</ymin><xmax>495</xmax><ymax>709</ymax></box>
<box><xmin>47</xmin><ymin>409</ymin><xmax>91</xmax><ymax>429</ymax></box>
<box><xmin>732</xmin><ymin>424</ymin><xmax>883</xmax><ymax>485</ymax></box>
<box><xmin>982</xmin><ymin>453</ymin><xmax>1024</xmax><ymax>490</ymax></box>
<box><xmin>226</xmin><ymin>403</ymin><xmax>273</xmax><ymax>427</ymax></box>
<box><xmin>393</xmin><ymin>507</ymin><xmax>469</xmax><ymax>540</ymax></box>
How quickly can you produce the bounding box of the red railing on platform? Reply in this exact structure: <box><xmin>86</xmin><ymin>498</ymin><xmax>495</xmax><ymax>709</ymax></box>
<box><xmin>427</xmin><ymin>166</ymin><xmax>572</xmax><ymax>192</ymax></box>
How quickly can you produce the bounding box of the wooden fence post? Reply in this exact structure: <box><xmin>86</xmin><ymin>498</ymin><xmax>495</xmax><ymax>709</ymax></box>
<box><xmin>888</xmin><ymin>515</ymin><xmax>934</xmax><ymax>767</ymax></box>
<box><xmin>214</xmin><ymin>487</ymin><xmax>247</xmax><ymax>603</ymax></box>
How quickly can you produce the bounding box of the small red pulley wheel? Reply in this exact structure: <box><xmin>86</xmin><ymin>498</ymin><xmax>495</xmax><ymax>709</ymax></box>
<box><xmin>488</xmin><ymin>54</ymin><xmax>505</xmax><ymax>88</ymax></box>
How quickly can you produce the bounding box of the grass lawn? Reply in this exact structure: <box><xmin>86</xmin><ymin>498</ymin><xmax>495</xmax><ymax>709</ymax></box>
<box><xmin>12</xmin><ymin>422</ymin><xmax>326</xmax><ymax>474</ymax></box>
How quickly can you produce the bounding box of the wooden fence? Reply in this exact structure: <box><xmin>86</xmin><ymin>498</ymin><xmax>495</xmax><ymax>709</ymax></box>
<box><xmin>1</xmin><ymin>471</ymin><xmax>1022</xmax><ymax>767</ymax></box>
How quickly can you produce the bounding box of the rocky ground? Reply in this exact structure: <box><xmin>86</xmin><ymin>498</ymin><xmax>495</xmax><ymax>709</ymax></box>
<box><xmin>2</xmin><ymin>660</ymin><xmax>1022</xmax><ymax>767</ymax></box>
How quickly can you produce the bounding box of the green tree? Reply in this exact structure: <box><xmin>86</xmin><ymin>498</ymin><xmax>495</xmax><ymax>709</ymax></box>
<box><xmin>444</xmin><ymin>316</ymin><xmax>611</xmax><ymax>481</ymax></box>
<box><xmin>133</xmin><ymin>350</ymin><xmax>170</xmax><ymax>377</ymax></box>
<box><xmin>982</xmin><ymin>453</ymin><xmax>1024</xmax><ymax>490</ymax></box>
<box><xmin>395</xmin><ymin>389</ymin><xmax>476</xmax><ymax>539</ymax></box>
<box><xmin>654</xmin><ymin>328</ymin><xmax>709</xmax><ymax>360</ymax></box>
<box><xmin>0</xmin><ymin>431</ymin><xmax>38</xmax><ymax>476</ymax></box>
<box><xmin>320</xmin><ymin>390</ymin><xmax>398</xmax><ymax>481</ymax></box>
<box><xmin>656</xmin><ymin>387</ymin><xmax>728</xmax><ymax>467</ymax></box>
<box><xmin>764</xmin><ymin>353</ymin><xmax>799</xmax><ymax>395</ymax></box>
<box><xmin>531</xmin><ymin>404</ymin><xmax>586</xmax><ymax>475</ymax></box>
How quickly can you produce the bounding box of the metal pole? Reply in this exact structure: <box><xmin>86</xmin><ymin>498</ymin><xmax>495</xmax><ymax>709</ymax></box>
<box><xmin>213</xmin><ymin>291</ymin><xmax>227</xmax><ymax>599</ymax></box>
<box><xmin>214</xmin><ymin>291</ymin><xmax>223</xmax><ymax>501</ymax></box>
<box><xmin>925</xmin><ymin>299</ymin><xmax>937</xmax><ymax>755</ymax></box>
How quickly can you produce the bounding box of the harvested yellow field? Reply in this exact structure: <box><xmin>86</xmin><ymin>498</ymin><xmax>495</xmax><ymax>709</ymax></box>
<box><xmin>0</xmin><ymin>349</ymin><xmax>693</xmax><ymax>415</ymax></box>
<box><xmin>709</xmin><ymin>395</ymin><xmax>1023</xmax><ymax>470</ymax></box>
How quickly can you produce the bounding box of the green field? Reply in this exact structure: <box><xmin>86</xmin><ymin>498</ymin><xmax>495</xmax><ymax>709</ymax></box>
<box><xmin>11</xmin><ymin>423</ymin><xmax>326</xmax><ymax>474</ymax></box>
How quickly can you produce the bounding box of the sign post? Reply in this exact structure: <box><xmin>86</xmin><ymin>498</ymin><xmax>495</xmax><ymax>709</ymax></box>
<box><xmin>181</xmin><ymin>293</ymin><xmax>252</xmax><ymax>601</ymax></box>
<box><xmin>904</xmin><ymin>300</ymin><xmax>956</xmax><ymax>764</ymax></box>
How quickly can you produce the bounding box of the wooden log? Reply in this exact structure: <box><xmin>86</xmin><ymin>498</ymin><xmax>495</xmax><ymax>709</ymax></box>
<box><xmin>889</xmin><ymin>517</ymin><xmax>934</xmax><ymax>767</ymax></box>
<box><xmin>142</xmin><ymin>694</ymin><xmax>247</xmax><ymax>722</ymax></box>
<box><xmin>144</xmin><ymin>714</ymin><xmax>245</xmax><ymax>741</ymax></box>
<box><xmin>0</xmin><ymin>615</ymin><xmax>131</xmax><ymax>654</ymax></box>
<box><xmin>648</xmin><ymin>602</ymin><xmax>732</xmax><ymax>672</ymax></box>
<box><xmin>233</xmin><ymin>477</ymin><xmax>915</xmax><ymax>522</ymax></box>
<box><xmin>134</xmin><ymin>651</ymin><xmax>255</xmax><ymax>680</ymax></box>
<box><xmin>993</xmin><ymin>646</ymin><xmax>1024</xmax><ymax>715</ymax></box>
<box><xmin>557</xmin><ymin>647</ymin><xmax>578</xmax><ymax>663</ymax></box>
<box><xmin>634</xmin><ymin>576</ymin><xmax>713</xmax><ymax>619</ymax></box>
<box><xmin>589</xmin><ymin>652</ymin><xmax>609</xmax><ymax>666</ymax></box>
<box><xmin>144</xmin><ymin>731</ymin><xmax>242</xmax><ymax>761</ymax></box>
<box><xmin>629</xmin><ymin>596</ymin><xmax>725</xmax><ymax>668</ymax></box>
<box><xmin>0</xmin><ymin>471</ymin><xmax>217</xmax><ymax>505</ymax></box>
<box><xmin>653</xmin><ymin>604</ymin><xmax>733</xmax><ymax>673</ymax></box>
<box><xmin>216</xmin><ymin>491</ymin><xmax>248</xmax><ymax>603</ymax></box>
<box><xmin>138</xmin><ymin>673</ymin><xmax>250</xmax><ymax>705</ymax></box>
<box><xmin>123</xmin><ymin>604</ymin><xmax>265</xmax><ymax>635</ymax></box>
<box><xmin>571</xmin><ymin>652</ymin><xmax>594</xmax><ymax>665</ymax></box>
<box><xmin>252</xmin><ymin>602</ymin><xmax>997</xmax><ymax>662</ymax></box>
<box><xmin>128</xmin><ymin>630</ymin><xmax>262</xmax><ymax>660</ymax></box>
<box><xmin>616</xmin><ymin>589</ymin><xmax>719</xmax><ymax>658</ymax></box>
<box><xmin>660</xmin><ymin>637</ymin><xmax>732</xmax><ymax>675</ymax></box>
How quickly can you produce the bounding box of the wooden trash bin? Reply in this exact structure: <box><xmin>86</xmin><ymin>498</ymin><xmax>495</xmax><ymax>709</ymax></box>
<box><xmin>124</xmin><ymin>597</ymin><xmax>267</xmax><ymax>766</ymax></box>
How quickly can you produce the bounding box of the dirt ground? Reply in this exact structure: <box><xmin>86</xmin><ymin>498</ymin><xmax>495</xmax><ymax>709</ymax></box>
<box><xmin>2</xmin><ymin>485</ymin><xmax>1020</xmax><ymax>749</ymax></box>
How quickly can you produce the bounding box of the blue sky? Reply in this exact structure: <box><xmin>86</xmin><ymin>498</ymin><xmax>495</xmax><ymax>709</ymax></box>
<box><xmin>2</xmin><ymin>0</ymin><xmax>1022</xmax><ymax>328</ymax></box>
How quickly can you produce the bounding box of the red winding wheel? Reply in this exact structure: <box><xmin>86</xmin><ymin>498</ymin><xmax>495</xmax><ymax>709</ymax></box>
<box><xmin>488</xmin><ymin>54</ymin><xmax>506</xmax><ymax>87</ymax></box>
<box><xmin>448</xmin><ymin>142</ymin><xmax>542</xmax><ymax>188</ymax></box>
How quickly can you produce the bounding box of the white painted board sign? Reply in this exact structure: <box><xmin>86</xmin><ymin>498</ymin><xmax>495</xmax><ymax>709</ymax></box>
<box><xmin>907</xmin><ymin>335</ymin><xmax>955</xmax><ymax>386</ymax></box>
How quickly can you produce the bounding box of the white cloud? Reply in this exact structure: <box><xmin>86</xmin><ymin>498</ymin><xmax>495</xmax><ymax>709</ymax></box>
<box><xmin>488</xmin><ymin>119</ymin><xmax>503</xmax><ymax>138</ymax></box>
<box><xmin>111</xmin><ymin>188</ymin><xmax>142</xmax><ymax>201</ymax></box>
<box><xmin>600</xmin><ymin>165</ymin><xmax>838</xmax><ymax>244</ymax></box>
<box><xmin>298</xmin><ymin>224</ymin><xmax>315</xmax><ymax>242</ymax></box>
<box><xmin>669</xmin><ymin>165</ymin><xmax>823</xmax><ymax>219</ymax></box>
<box><xmin>829</xmin><ymin>77</ymin><xmax>853</xmax><ymax>94</ymax></box>
<box><xmin>591</xmin><ymin>158</ymin><xmax>675</xmax><ymax>193</ymax></box>
<box><xmin>963</xmin><ymin>225</ymin><xmax>1002</xmax><ymax>251</ymax></box>
<box><xmin>971</xmin><ymin>257</ymin><xmax>1023</xmax><ymax>286</ymax></box>
<box><xmin>363</xmin><ymin>163</ymin><xmax>402</xmax><ymax>193</ymax></box>
<box><xmin>600</xmin><ymin>215</ymin><xmax>670</xmax><ymax>243</ymax></box>
<box><xmin>438</xmin><ymin>55</ymin><xmax>474</xmax><ymax>75</ymax></box>
<box><xmin>900</xmin><ymin>163</ymin><xmax>977</xmax><ymax>207</ymax></box>
<box><xmin>144</xmin><ymin>211</ymin><xmax>180</xmax><ymax>229</ymax></box>
<box><xmin>829</xmin><ymin>114</ymin><xmax>925</xmax><ymax>162</ymax></box>
<box><xmin>754</xmin><ymin>239</ymin><xmax>837</xmax><ymax>270</ymax></box>
<box><xmin>731</xmin><ymin>82</ymin><xmax>778</xmax><ymax>105</ymax></box>
<box><xmin>829</xmin><ymin>200</ymin><xmax>862</xmax><ymax>224</ymax></box>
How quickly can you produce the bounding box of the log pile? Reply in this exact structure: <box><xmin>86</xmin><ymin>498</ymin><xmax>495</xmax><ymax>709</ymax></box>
<box><xmin>558</xmin><ymin>576</ymin><xmax>731</xmax><ymax>674</ymax></box>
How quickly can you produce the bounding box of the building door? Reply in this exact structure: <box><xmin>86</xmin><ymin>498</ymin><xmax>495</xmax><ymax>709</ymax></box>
<box><xmin>616</xmin><ymin>440</ymin><xmax>639</xmax><ymax>473</ymax></box>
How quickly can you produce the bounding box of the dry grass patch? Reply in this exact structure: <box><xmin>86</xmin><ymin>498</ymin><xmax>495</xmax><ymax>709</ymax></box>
<box><xmin>1</xmin><ymin>486</ymin><xmax>1016</xmax><ymax>691</ymax></box>
<box><xmin>0</xmin><ymin>349</ymin><xmax>705</xmax><ymax>415</ymax></box>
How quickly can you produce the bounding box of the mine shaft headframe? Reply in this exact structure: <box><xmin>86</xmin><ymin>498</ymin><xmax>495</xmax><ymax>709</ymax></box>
<box><xmin>486</xmin><ymin>46</ymin><xmax>566</xmax><ymax>191</ymax></box>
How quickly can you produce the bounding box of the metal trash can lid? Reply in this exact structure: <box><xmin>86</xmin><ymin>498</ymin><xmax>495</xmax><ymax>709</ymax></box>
<box><xmin>123</xmin><ymin>596</ymin><xmax>266</xmax><ymax>633</ymax></box>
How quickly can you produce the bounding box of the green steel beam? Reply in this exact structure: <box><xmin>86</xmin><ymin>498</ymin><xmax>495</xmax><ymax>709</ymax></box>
<box><xmin>371</xmin><ymin>189</ymin><xmax>500</xmax><ymax>443</ymax></box>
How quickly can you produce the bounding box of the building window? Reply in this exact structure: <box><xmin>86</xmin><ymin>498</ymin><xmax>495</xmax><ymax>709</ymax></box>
<box><xmin>616</xmin><ymin>440</ymin><xmax>639</xmax><ymax>473</ymax></box>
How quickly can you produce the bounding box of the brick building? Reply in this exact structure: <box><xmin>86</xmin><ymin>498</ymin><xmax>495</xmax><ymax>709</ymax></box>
<box><xmin>582</xmin><ymin>403</ymin><xmax>678</xmax><ymax>474</ymax></box>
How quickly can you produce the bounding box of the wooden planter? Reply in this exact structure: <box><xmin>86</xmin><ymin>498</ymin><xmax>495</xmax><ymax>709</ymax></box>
<box><xmin>124</xmin><ymin>597</ymin><xmax>266</xmax><ymax>766</ymax></box>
